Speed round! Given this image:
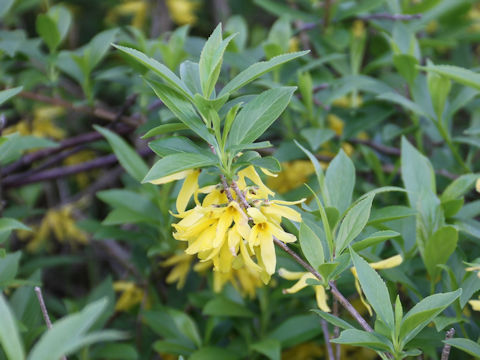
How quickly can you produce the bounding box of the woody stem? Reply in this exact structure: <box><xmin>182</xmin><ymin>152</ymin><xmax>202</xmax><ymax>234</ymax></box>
<box><xmin>223</xmin><ymin>178</ymin><xmax>374</xmax><ymax>333</ymax></box>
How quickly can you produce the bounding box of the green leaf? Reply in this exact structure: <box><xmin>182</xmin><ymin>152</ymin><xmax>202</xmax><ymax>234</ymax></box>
<box><xmin>227</xmin><ymin>87</ymin><xmax>295</xmax><ymax>146</ymax></box>
<box><xmin>420</xmin><ymin>64</ymin><xmax>480</xmax><ymax>91</ymax></box>
<box><xmin>0</xmin><ymin>252</ymin><xmax>21</xmax><ymax>284</ymax></box>
<box><xmin>149</xmin><ymin>136</ymin><xmax>205</xmax><ymax>157</ymax></box>
<box><xmin>325</xmin><ymin>150</ymin><xmax>355</xmax><ymax>215</ymax></box>
<box><xmin>148</xmin><ymin>80</ymin><xmax>214</xmax><ymax>143</ymax></box>
<box><xmin>268</xmin><ymin>314</ymin><xmax>322</xmax><ymax>348</ymax></box>
<box><xmin>367</xmin><ymin>206</ymin><xmax>417</xmax><ymax>225</ymax></box>
<box><xmin>399</xmin><ymin>289</ymin><xmax>461</xmax><ymax>346</ymax></box>
<box><xmin>393</xmin><ymin>54</ymin><xmax>419</xmax><ymax>86</ymax></box>
<box><xmin>330</xmin><ymin>329</ymin><xmax>393</xmax><ymax>352</ymax></box>
<box><xmin>0</xmin><ymin>87</ymin><xmax>22</xmax><ymax>106</ymax></box>
<box><xmin>440</xmin><ymin>174</ymin><xmax>479</xmax><ymax>202</ymax></box>
<box><xmin>427</xmin><ymin>67</ymin><xmax>451</xmax><ymax>121</ymax></box>
<box><xmin>311</xmin><ymin>309</ymin><xmax>355</xmax><ymax>330</ymax></box>
<box><xmin>94</xmin><ymin>125</ymin><xmax>148</xmax><ymax>182</ymax></box>
<box><xmin>36</xmin><ymin>14</ymin><xmax>61</xmax><ymax>53</ymax></box>
<box><xmin>92</xmin><ymin>343</ymin><xmax>138</xmax><ymax>360</ymax></box>
<box><xmin>199</xmin><ymin>24</ymin><xmax>236</xmax><ymax>97</ymax></box>
<box><xmin>401</xmin><ymin>137</ymin><xmax>436</xmax><ymax>208</ymax></box>
<box><xmin>352</xmin><ymin>230</ymin><xmax>400</xmax><ymax>252</ymax></box>
<box><xmin>113</xmin><ymin>45</ymin><xmax>193</xmax><ymax>100</ymax></box>
<box><xmin>190</xmin><ymin>347</ymin><xmax>240</xmax><ymax>360</ymax></box>
<box><xmin>335</xmin><ymin>194</ymin><xmax>374</xmax><ymax>254</ymax></box>
<box><xmin>0</xmin><ymin>218</ymin><xmax>30</xmax><ymax>235</ymax></box>
<box><xmin>143</xmin><ymin>153</ymin><xmax>217</xmax><ymax>183</ymax></box>
<box><xmin>85</xmin><ymin>28</ymin><xmax>118</xmax><ymax>71</ymax></box>
<box><xmin>299</xmin><ymin>222</ymin><xmax>324</xmax><ymax>269</ymax></box>
<box><xmin>28</xmin><ymin>298</ymin><xmax>125</xmax><ymax>360</ymax></box>
<box><xmin>141</xmin><ymin>123</ymin><xmax>189</xmax><ymax>139</ymax></box>
<box><xmin>203</xmin><ymin>297</ymin><xmax>254</xmax><ymax>317</ymax></box>
<box><xmin>350</xmin><ymin>249</ymin><xmax>394</xmax><ymax>327</ymax></box>
<box><xmin>377</xmin><ymin>92</ymin><xmax>429</xmax><ymax>119</ymax></box>
<box><xmin>219</xmin><ymin>51</ymin><xmax>309</xmax><ymax>96</ymax></box>
<box><xmin>250</xmin><ymin>339</ymin><xmax>280</xmax><ymax>360</ymax></box>
<box><xmin>0</xmin><ymin>0</ymin><xmax>15</xmax><ymax>18</ymax></box>
<box><xmin>0</xmin><ymin>294</ymin><xmax>24</xmax><ymax>360</ymax></box>
<box><xmin>444</xmin><ymin>338</ymin><xmax>480</xmax><ymax>357</ymax></box>
<box><xmin>424</xmin><ymin>226</ymin><xmax>458</xmax><ymax>282</ymax></box>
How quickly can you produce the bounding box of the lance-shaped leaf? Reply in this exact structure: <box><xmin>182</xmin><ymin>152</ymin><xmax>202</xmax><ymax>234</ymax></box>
<box><xmin>227</xmin><ymin>87</ymin><xmax>295</xmax><ymax>147</ymax></box>
<box><xmin>0</xmin><ymin>295</ymin><xmax>24</xmax><ymax>360</ymax></box>
<box><xmin>350</xmin><ymin>249</ymin><xmax>394</xmax><ymax>328</ymax></box>
<box><xmin>219</xmin><ymin>51</ymin><xmax>309</xmax><ymax>96</ymax></box>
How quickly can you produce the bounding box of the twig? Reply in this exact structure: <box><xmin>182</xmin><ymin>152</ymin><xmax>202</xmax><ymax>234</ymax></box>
<box><xmin>348</xmin><ymin>138</ymin><xmax>400</xmax><ymax>156</ymax></box>
<box><xmin>3</xmin><ymin>147</ymin><xmax>152</xmax><ymax>188</ymax></box>
<box><xmin>440</xmin><ymin>328</ymin><xmax>455</xmax><ymax>360</ymax></box>
<box><xmin>358</xmin><ymin>13</ymin><xmax>422</xmax><ymax>21</ymax></box>
<box><xmin>35</xmin><ymin>287</ymin><xmax>67</xmax><ymax>360</ymax></box>
<box><xmin>321</xmin><ymin>319</ymin><xmax>335</xmax><ymax>360</ymax></box>
<box><xmin>333</xmin><ymin>297</ymin><xmax>341</xmax><ymax>360</ymax></box>
<box><xmin>230</xmin><ymin>180</ymin><xmax>249</xmax><ymax>209</ymax></box>
<box><xmin>220</xmin><ymin>175</ymin><xmax>234</xmax><ymax>203</ymax></box>
<box><xmin>0</xmin><ymin>114</ymin><xmax>5</xmax><ymax>217</ymax></box>
<box><xmin>323</xmin><ymin>0</ymin><xmax>333</xmax><ymax>29</ymax></box>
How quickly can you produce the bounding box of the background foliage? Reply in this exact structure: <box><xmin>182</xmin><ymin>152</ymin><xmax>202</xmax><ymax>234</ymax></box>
<box><xmin>0</xmin><ymin>0</ymin><xmax>480</xmax><ymax>359</ymax></box>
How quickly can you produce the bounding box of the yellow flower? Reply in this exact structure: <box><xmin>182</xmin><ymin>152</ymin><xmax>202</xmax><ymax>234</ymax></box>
<box><xmin>247</xmin><ymin>205</ymin><xmax>299</xmax><ymax>276</ymax></box>
<box><xmin>328</xmin><ymin>114</ymin><xmax>345</xmax><ymax>136</ymax></box>
<box><xmin>352</xmin><ymin>20</ymin><xmax>365</xmax><ymax>38</ymax></box>
<box><xmin>150</xmin><ymin>169</ymin><xmax>200</xmax><ymax>213</ymax></box>
<box><xmin>64</xmin><ymin>150</ymin><xmax>96</xmax><ymax>188</ymax></box>
<box><xmin>332</xmin><ymin>94</ymin><xmax>363</xmax><ymax>109</ymax></box>
<box><xmin>288</xmin><ymin>37</ymin><xmax>300</xmax><ymax>52</ymax></box>
<box><xmin>113</xmin><ymin>281</ymin><xmax>145</xmax><ymax>311</ymax></box>
<box><xmin>21</xmin><ymin>205</ymin><xmax>88</xmax><ymax>252</ymax></box>
<box><xmin>351</xmin><ymin>255</ymin><xmax>403</xmax><ymax>316</ymax></box>
<box><xmin>267</xmin><ymin>160</ymin><xmax>315</xmax><ymax>194</ymax></box>
<box><xmin>162</xmin><ymin>252</ymin><xmax>194</xmax><ymax>289</ymax></box>
<box><xmin>4</xmin><ymin>106</ymin><xmax>65</xmax><ymax>139</ymax></box>
<box><xmin>469</xmin><ymin>298</ymin><xmax>480</xmax><ymax>311</ymax></box>
<box><xmin>282</xmin><ymin>341</ymin><xmax>324</xmax><ymax>360</ymax></box>
<box><xmin>105</xmin><ymin>0</ymin><xmax>147</xmax><ymax>29</ymax></box>
<box><xmin>279</xmin><ymin>268</ymin><xmax>330</xmax><ymax>312</ymax></box>
<box><xmin>476</xmin><ymin>178</ymin><xmax>480</xmax><ymax>193</ymax></box>
<box><xmin>166</xmin><ymin>0</ymin><xmax>199</xmax><ymax>25</ymax></box>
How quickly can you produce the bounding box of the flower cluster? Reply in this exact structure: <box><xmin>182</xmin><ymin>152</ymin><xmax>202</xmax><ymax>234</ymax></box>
<box><xmin>153</xmin><ymin>165</ymin><xmax>303</xmax><ymax>290</ymax></box>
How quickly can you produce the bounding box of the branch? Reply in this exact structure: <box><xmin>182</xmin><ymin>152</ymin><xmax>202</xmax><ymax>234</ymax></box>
<box><xmin>3</xmin><ymin>147</ymin><xmax>152</xmax><ymax>188</ymax></box>
<box><xmin>358</xmin><ymin>13</ymin><xmax>422</xmax><ymax>21</ymax></box>
<box><xmin>321</xmin><ymin>319</ymin><xmax>335</xmax><ymax>360</ymax></box>
<box><xmin>440</xmin><ymin>328</ymin><xmax>455</xmax><ymax>360</ymax></box>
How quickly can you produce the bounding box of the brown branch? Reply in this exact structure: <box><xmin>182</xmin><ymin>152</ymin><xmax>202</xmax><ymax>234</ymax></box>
<box><xmin>440</xmin><ymin>328</ymin><xmax>455</xmax><ymax>360</ymax></box>
<box><xmin>35</xmin><ymin>287</ymin><xmax>67</xmax><ymax>360</ymax></box>
<box><xmin>3</xmin><ymin>147</ymin><xmax>152</xmax><ymax>188</ymax></box>
<box><xmin>321</xmin><ymin>319</ymin><xmax>335</xmax><ymax>360</ymax></box>
<box><xmin>358</xmin><ymin>13</ymin><xmax>422</xmax><ymax>21</ymax></box>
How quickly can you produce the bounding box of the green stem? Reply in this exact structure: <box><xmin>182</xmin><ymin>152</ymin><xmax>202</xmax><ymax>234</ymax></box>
<box><xmin>436</xmin><ymin>122</ymin><xmax>469</xmax><ymax>173</ymax></box>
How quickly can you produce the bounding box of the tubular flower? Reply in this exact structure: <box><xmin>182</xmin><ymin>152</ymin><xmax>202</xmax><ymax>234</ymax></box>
<box><xmin>150</xmin><ymin>169</ymin><xmax>200</xmax><ymax>213</ymax></box>
<box><xmin>279</xmin><ymin>268</ymin><xmax>330</xmax><ymax>312</ymax></box>
<box><xmin>113</xmin><ymin>281</ymin><xmax>146</xmax><ymax>311</ymax></box>
<box><xmin>166</xmin><ymin>165</ymin><xmax>301</xmax><ymax>281</ymax></box>
<box><xmin>161</xmin><ymin>252</ymin><xmax>194</xmax><ymax>289</ymax></box>
<box><xmin>351</xmin><ymin>255</ymin><xmax>403</xmax><ymax>316</ymax></box>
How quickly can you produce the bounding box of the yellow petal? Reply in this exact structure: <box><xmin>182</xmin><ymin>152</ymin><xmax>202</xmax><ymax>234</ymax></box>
<box><xmin>240</xmin><ymin>240</ymin><xmax>263</xmax><ymax>273</ymax></box>
<box><xmin>259</xmin><ymin>231</ymin><xmax>276</xmax><ymax>275</ymax></box>
<box><xmin>315</xmin><ymin>285</ymin><xmax>331</xmax><ymax>312</ymax></box>
<box><xmin>247</xmin><ymin>207</ymin><xmax>267</xmax><ymax>223</ymax></box>
<box><xmin>466</xmin><ymin>265</ymin><xmax>480</xmax><ymax>272</ymax></box>
<box><xmin>270</xmin><ymin>223</ymin><xmax>297</xmax><ymax>243</ymax></box>
<box><xmin>238</xmin><ymin>165</ymin><xmax>275</xmax><ymax>196</ymax></box>
<box><xmin>476</xmin><ymin>178</ymin><xmax>480</xmax><ymax>193</ymax></box>
<box><xmin>263</xmin><ymin>203</ymin><xmax>302</xmax><ymax>222</ymax></box>
<box><xmin>150</xmin><ymin>169</ymin><xmax>192</xmax><ymax>185</ymax></box>
<box><xmin>469</xmin><ymin>299</ymin><xmax>480</xmax><ymax>311</ymax></box>
<box><xmin>355</xmin><ymin>275</ymin><xmax>373</xmax><ymax>316</ymax></box>
<box><xmin>370</xmin><ymin>255</ymin><xmax>403</xmax><ymax>270</ymax></box>
<box><xmin>283</xmin><ymin>273</ymin><xmax>315</xmax><ymax>293</ymax></box>
<box><xmin>271</xmin><ymin>198</ymin><xmax>306</xmax><ymax>205</ymax></box>
<box><xmin>261</xmin><ymin>168</ymin><xmax>278</xmax><ymax>177</ymax></box>
<box><xmin>176</xmin><ymin>169</ymin><xmax>200</xmax><ymax>213</ymax></box>
<box><xmin>278</xmin><ymin>268</ymin><xmax>305</xmax><ymax>281</ymax></box>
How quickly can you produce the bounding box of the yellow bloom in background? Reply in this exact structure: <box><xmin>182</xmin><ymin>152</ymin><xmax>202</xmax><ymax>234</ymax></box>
<box><xmin>476</xmin><ymin>178</ymin><xmax>480</xmax><ymax>193</ymax></box>
<box><xmin>466</xmin><ymin>264</ymin><xmax>480</xmax><ymax>279</ymax></box>
<box><xmin>21</xmin><ymin>204</ymin><xmax>88</xmax><ymax>252</ymax></box>
<box><xmin>279</xmin><ymin>268</ymin><xmax>330</xmax><ymax>312</ymax></box>
<box><xmin>4</xmin><ymin>106</ymin><xmax>65</xmax><ymax>140</ymax></box>
<box><xmin>166</xmin><ymin>0</ymin><xmax>199</xmax><ymax>25</ymax></box>
<box><xmin>352</xmin><ymin>20</ymin><xmax>365</xmax><ymax>38</ymax></box>
<box><xmin>105</xmin><ymin>0</ymin><xmax>147</xmax><ymax>29</ymax></box>
<box><xmin>468</xmin><ymin>3</ymin><xmax>480</xmax><ymax>32</ymax></box>
<box><xmin>162</xmin><ymin>252</ymin><xmax>194</xmax><ymax>289</ymax></box>
<box><xmin>469</xmin><ymin>297</ymin><xmax>480</xmax><ymax>311</ymax></box>
<box><xmin>288</xmin><ymin>36</ymin><xmax>300</xmax><ymax>52</ymax></box>
<box><xmin>267</xmin><ymin>160</ymin><xmax>315</xmax><ymax>194</ymax></box>
<box><xmin>332</xmin><ymin>94</ymin><xmax>363</xmax><ymax>109</ymax></box>
<box><xmin>282</xmin><ymin>341</ymin><xmax>324</xmax><ymax>360</ymax></box>
<box><xmin>64</xmin><ymin>150</ymin><xmax>97</xmax><ymax>188</ymax></box>
<box><xmin>351</xmin><ymin>255</ymin><xmax>403</xmax><ymax>315</ymax></box>
<box><xmin>328</xmin><ymin>114</ymin><xmax>345</xmax><ymax>136</ymax></box>
<box><xmin>113</xmin><ymin>281</ymin><xmax>145</xmax><ymax>311</ymax></box>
